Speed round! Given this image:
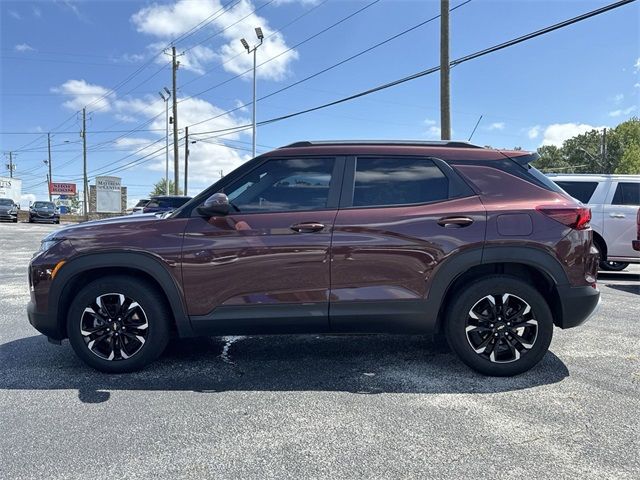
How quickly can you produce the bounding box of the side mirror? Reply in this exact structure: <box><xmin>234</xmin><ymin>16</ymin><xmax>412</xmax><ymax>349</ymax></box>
<box><xmin>197</xmin><ymin>192</ymin><xmax>230</xmax><ymax>217</ymax></box>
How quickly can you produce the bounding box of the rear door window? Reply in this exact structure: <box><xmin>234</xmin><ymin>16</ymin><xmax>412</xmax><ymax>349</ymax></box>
<box><xmin>352</xmin><ymin>157</ymin><xmax>449</xmax><ymax>207</ymax></box>
<box><xmin>612</xmin><ymin>182</ymin><xmax>640</xmax><ymax>206</ymax></box>
<box><xmin>554</xmin><ymin>181</ymin><xmax>599</xmax><ymax>203</ymax></box>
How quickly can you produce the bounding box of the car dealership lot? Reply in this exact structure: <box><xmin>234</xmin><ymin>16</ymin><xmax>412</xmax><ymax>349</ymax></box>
<box><xmin>0</xmin><ymin>223</ymin><xmax>638</xmax><ymax>479</ymax></box>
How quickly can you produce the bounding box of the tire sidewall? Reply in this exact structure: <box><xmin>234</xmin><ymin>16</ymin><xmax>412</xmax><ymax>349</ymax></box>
<box><xmin>445</xmin><ymin>275</ymin><xmax>554</xmax><ymax>376</ymax></box>
<box><xmin>67</xmin><ymin>276</ymin><xmax>170</xmax><ymax>373</ymax></box>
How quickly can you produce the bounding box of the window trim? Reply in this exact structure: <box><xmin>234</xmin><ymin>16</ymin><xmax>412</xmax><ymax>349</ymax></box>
<box><xmin>339</xmin><ymin>155</ymin><xmax>475</xmax><ymax>210</ymax></box>
<box><xmin>187</xmin><ymin>155</ymin><xmax>346</xmax><ymax>217</ymax></box>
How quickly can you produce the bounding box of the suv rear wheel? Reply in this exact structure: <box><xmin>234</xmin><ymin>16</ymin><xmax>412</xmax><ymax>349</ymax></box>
<box><xmin>445</xmin><ymin>276</ymin><xmax>553</xmax><ymax>376</ymax></box>
<box><xmin>67</xmin><ymin>276</ymin><xmax>170</xmax><ymax>373</ymax></box>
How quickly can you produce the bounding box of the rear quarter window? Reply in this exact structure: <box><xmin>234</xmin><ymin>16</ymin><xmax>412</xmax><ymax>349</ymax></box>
<box><xmin>612</xmin><ymin>182</ymin><xmax>640</xmax><ymax>206</ymax></box>
<box><xmin>554</xmin><ymin>181</ymin><xmax>598</xmax><ymax>204</ymax></box>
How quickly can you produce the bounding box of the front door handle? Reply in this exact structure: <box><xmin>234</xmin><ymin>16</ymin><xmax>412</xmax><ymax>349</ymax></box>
<box><xmin>437</xmin><ymin>216</ymin><xmax>474</xmax><ymax>228</ymax></box>
<box><xmin>290</xmin><ymin>222</ymin><xmax>325</xmax><ymax>233</ymax></box>
<box><xmin>609</xmin><ymin>213</ymin><xmax>625</xmax><ymax>218</ymax></box>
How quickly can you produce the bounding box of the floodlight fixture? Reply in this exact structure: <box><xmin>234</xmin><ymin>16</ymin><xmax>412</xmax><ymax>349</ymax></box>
<box><xmin>255</xmin><ymin>27</ymin><xmax>264</xmax><ymax>40</ymax></box>
<box><xmin>240</xmin><ymin>38</ymin><xmax>250</xmax><ymax>51</ymax></box>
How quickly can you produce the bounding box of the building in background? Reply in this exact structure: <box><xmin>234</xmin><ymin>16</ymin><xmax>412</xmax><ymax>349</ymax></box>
<box><xmin>0</xmin><ymin>176</ymin><xmax>22</xmax><ymax>205</ymax></box>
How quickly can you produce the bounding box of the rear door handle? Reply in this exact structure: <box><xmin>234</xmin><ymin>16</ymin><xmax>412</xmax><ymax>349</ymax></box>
<box><xmin>290</xmin><ymin>222</ymin><xmax>325</xmax><ymax>233</ymax></box>
<box><xmin>609</xmin><ymin>213</ymin><xmax>625</xmax><ymax>218</ymax></box>
<box><xmin>437</xmin><ymin>216</ymin><xmax>474</xmax><ymax>228</ymax></box>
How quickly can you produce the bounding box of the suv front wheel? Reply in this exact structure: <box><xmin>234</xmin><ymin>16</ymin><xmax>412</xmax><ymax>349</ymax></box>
<box><xmin>67</xmin><ymin>276</ymin><xmax>170</xmax><ymax>373</ymax></box>
<box><xmin>445</xmin><ymin>276</ymin><xmax>553</xmax><ymax>376</ymax></box>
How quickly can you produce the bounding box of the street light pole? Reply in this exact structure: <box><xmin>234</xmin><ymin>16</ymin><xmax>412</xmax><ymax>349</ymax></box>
<box><xmin>241</xmin><ymin>27</ymin><xmax>264</xmax><ymax>158</ymax></box>
<box><xmin>159</xmin><ymin>88</ymin><xmax>171</xmax><ymax>195</ymax></box>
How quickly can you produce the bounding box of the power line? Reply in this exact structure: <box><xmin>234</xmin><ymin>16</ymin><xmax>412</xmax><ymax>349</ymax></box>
<box><xmin>180</xmin><ymin>0</ymin><xmax>330</xmax><ymax>90</ymax></box>
<box><xmin>191</xmin><ymin>0</ymin><xmax>636</xmax><ymax>136</ymax></box>
<box><xmin>180</xmin><ymin>0</ymin><xmax>382</xmax><ymax>102</ymax></box>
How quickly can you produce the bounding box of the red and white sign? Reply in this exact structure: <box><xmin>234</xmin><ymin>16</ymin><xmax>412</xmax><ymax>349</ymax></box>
<box><xmin>49</xmin><ymin>182</ymin><xmax>77</xmax><ymax>195</ymax></box>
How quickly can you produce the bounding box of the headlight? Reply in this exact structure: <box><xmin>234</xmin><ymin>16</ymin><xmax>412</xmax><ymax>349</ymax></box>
<box><xmin>40</xmin><ymin>239</ymin><xmax>60</xmax><ymax>252</ymax></box>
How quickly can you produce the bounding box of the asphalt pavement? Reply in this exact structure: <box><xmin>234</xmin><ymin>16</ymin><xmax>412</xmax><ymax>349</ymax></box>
<box><xmin>0</xmin><ymin>222</ymin><xmax>638</xmax><ymax>479</ymax></box>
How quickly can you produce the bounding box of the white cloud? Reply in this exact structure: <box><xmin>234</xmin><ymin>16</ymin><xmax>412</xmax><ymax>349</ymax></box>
<box><xmin>52</xmin><ymin>79</ymin><xmax>114</xmax><ymax>112</ymax></box>
<box><xmin>424</xmin><ymin>119</ymin><xmax>441</xmax><ymax>139</ymax></box>
<box><xmin>14</xmin><ymin>43</ymin><xmax>35</xmax><ymax>52</ymax></box>
<box><xmin>131</xmin><ymin>0</ymin><xmax>298</xmax><ymax>80</ymax></box>
<box><xmin>9</xmin><ymin>10</ymin><xmax>21</xmax><ymax>20</ymax></box>
<box><xmin>115</xmin><ymin>113</ymin><xmax>138</xmax><ymax>123</ymax></box>
<box><xmin>118</xmin><ymin>53</ymin><xmax>145</xmax><ymax>63</ymax></box>
<box><xmin>528</xmin><ymin>126</ymin><xmax>541</xmax><ymax>139</ymax></box>
<box><xmin>112</xmin><ymin>94</ymin><xmax>251</xmax><ymax>182</ymax></box>
<box><xmin>541</xmin><ymin>123</ymin><xmax>607</xmax><ymax>147</ymax></box>
<box><xmin>613</xmin><ymin>93</ymin><xmax>624</xmax><ymax>104</ymax></box>
<box><xmin>635</xmin><ymin>83</ymin><xmax>640</xmax><ymax>89</ymax></box>
<box><xmin>32</xmin><ymin>6</ymin><xmax>42</xmax><ymax>18</ymax></box>
<box><xmin>609</xmin><ymin>106</ymin><xmax>637</xmax><ymax>117</ymax></box>
<box><xmin>635</xmin><ymin>57</ymin><xmax>640</xmax><ymax>72</ymax></box>
<box><xmin>487</xmin><ymin>122</ymin><xmax>505</xmax><ymax>131</ymax></box>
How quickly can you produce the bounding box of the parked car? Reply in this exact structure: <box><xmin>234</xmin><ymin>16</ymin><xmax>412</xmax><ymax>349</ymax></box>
<box><xmin>0</xmin><ymin>197</ymin><xmax>19</xmax><ymax>222</ymax></box>
<box><xmin>548</xmin><ymin>174</ymin><xmax>640</xmax><ymax>271</ymax></box>
<box><xmin>28</xmin><ymin>140</ymin><xmax>600</xmax><ymax>376</ymax></box>
<box><xmin>129</xmin><ymin>198</ymin><xmax>150</xmax><ymax>215</ymax></box>
<box><xmin>28</xmin><ymin>201</ymin><xmax>60</xmax><ymax>224</ymax></box>
<box><xmin>139</xmin><ymin>195</ymin><xmax>191</xmax><ymax>214</ymax></box>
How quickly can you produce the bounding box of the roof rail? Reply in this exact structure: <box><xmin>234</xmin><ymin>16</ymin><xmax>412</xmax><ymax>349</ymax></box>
<box><xmin>279</xmin><ymin>140</ymin><xmax>484</xmax><ymax>149</ymax></box>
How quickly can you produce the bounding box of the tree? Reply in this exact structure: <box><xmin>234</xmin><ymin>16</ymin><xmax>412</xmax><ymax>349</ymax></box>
<box><xmin>150</xmin><ymin>179</ymin><xmax>183</xmax><ymax>196</ymax></box>
<box><xmin>615</xmin><ymin>143</ymin><xmax>640</xmax><ymax>174</ymax></box>
<box><xmin>534</xmin><ymin>118</ymin><xmax>640</xmax><ymax>174</ymax></box>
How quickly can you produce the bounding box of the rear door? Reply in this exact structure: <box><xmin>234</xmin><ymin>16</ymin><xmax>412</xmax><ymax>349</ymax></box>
<box><xmin>329</xmin><ymin>155</ymin><xmax>486</xmax><ymax>333</ymax></box>
<box><xmin>604</xmin><ymin>181</ymin><xmax>640</xmax><ymax>259</ymax></box>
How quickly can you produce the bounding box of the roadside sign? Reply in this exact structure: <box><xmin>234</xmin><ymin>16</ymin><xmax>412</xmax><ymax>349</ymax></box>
<box><xmin>49</xmin><ymin>182</ymin><xmax>77</xmax><ymax>195</ymax></box>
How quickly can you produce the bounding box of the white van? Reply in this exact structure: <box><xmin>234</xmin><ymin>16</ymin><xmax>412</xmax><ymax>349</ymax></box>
<box><xmin>548</xmin><ymin>174</ymin><xmax>640</xmax><ymax>271</ymax></box>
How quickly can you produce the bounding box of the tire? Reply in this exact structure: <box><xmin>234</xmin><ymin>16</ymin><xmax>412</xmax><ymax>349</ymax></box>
<box><xmin>28</xmin><ymin>217</ymin><xmax>33</xmax><ymax>223</ymax></box>
<box><xmin>444</xmin><ymin>275</ymin><xmax>553</xmax><ymax>376</ymax></box>
<box><xmin>67</xmin><ymin>276</ymin><xmax>170</xmax><ymax>373</ymax></box>
<box><xmin>599</xmin><ymin>260</ymin><xmax>628</xmax><ymax>272</ymax></box>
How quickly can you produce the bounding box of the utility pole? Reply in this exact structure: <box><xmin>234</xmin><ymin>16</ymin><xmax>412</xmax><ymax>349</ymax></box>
<box><xmin>440</xmin><ymin>0</ymin><xmax>451</xmax><ymax>140</ymax></box>
<box><xmin>601</xmin><ymin>128</ymin><xmax>608</xmax><ymax>174</ymax></box>
<box><xmin>171</xmin><ymin>46</ymin><xmax>180</xmax><ymax>194</ymax></box>
<box><xmin>6</xmin><ymin>152</ymin><xmax>15</xmax><ymax>178</ymax></box>
<box><xmin>159</xmin><ymin>88</ymin><xmax>171</xmax><ymax>195</ymax></box>
<box><xmin>184</xmin><ymin>126</ymin><xmax>189</xmax><ymax>195</ymax></box>
<box><xmin>82</xmin><ymin>108</ymin><xmax>88</xmax><ymax>221</ymax></box>
<box><xmin>47</xmin><ymin>133</ymin><xmax>52</xmax><ymax>201</ymax></box>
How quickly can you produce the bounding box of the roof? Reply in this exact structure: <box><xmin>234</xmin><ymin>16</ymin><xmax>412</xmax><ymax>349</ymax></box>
<box><xmin>547</xmin><ymin>174</ymin><xmax>640</xmax><ymax>181</ymax></box>
<box><xmin>279</xmin><ymin>140</ymin><xmax>483</xmax><ymax>149</ymax></box>
<box><xmin>263</xmin><ymin>140</ymin><xmax>530</xmax><ymax>162</ymax></box>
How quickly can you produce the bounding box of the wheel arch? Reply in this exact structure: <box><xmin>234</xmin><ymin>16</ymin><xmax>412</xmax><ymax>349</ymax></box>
<box><xmin>51</xmin><ymin>251</ymin><xmax>193</xmax><ymax>339</ymax></box>
<box><xmin>430</xmin><ymin>246</ymin><xmax>569</xmax><ymax>331</ymax></box>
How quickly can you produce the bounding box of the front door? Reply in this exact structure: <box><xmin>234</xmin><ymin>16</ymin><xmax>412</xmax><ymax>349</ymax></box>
<box><xmin>182</xmin><ymin>156</ymin><xmax>343</xmax><ymax>335</ymax></box>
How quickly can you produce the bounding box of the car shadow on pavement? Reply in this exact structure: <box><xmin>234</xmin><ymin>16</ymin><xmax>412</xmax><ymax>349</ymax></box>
<box><xmin>0</xmin><ymin>334</ymin><xmax>569</xmax><ymax>404</ymax></box>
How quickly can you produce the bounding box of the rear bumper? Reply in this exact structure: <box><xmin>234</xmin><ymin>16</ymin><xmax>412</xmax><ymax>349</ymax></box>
<box><xmin>556</xmin><ymin>285</ymin><xmax>600</xmax><ymax>329</ymax></box>
<box><xmin>27</xmin><ymin>299</ymin><xmax>64</xmax><ymax>340</ymax></box>
<box><xmin>633</xmin><ymin>241</ymin><xmax>640</xmax><ymax>252</ymax></box>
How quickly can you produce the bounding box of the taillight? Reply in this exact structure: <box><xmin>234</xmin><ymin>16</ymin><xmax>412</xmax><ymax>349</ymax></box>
<box><xmin>636</xmin><ymin>208</ymin><xmax>640</xmax><ymax>238</ymax></box>
<box><xmin>537</xmin><ymin>206</ymin><xmax>591</xmax><ymax>230</ymax></box>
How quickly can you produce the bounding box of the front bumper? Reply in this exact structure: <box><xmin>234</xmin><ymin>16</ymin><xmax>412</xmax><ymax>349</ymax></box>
<box><xmin>555</xmin><ymin>284</ymin><xmax>601</xmax><ymax>329</ymax></box>
<box><xmin>0</xmin><ymin>212</ymin><xmax>17</xmax><ymax>220</ymax></box>
<box><xmin>27</xmin><ymin>299</ymin><xmax>64</xmax><ymax>340</ymax></box>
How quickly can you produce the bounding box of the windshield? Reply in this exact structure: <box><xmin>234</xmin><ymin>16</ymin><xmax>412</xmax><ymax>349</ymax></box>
<box><xmin>33</xmin><ymin>202</ymin><xmax>54</xmax><ymax>208</ymax></box>
<box><xmin>135</xmin><ymin>199</ymin><xmax>149</xmax><ymax>208</ymax></box>
<box><xmin>0</xmin><ymin>198</ymin><xmax>13</xmax><ymax>206</ymax></box>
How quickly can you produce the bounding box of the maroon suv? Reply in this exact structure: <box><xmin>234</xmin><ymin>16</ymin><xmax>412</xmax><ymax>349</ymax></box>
<box><xmin>28</xmin><ymin>141</ymin><xmax>600</xmax><ymax>376</ymax></box>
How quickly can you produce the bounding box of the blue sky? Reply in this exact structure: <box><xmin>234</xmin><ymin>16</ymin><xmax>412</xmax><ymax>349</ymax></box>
<box><xmin>1</xmin><ymin>0</ymin><xmax>638</xmax><ymax>205</ymax></box>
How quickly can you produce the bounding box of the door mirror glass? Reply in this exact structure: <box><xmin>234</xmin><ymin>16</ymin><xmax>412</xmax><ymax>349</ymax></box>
<box><xmin>198</xmin><ymin>192</ymin><xmax>230</xmax><ymax>217</ymax></box>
